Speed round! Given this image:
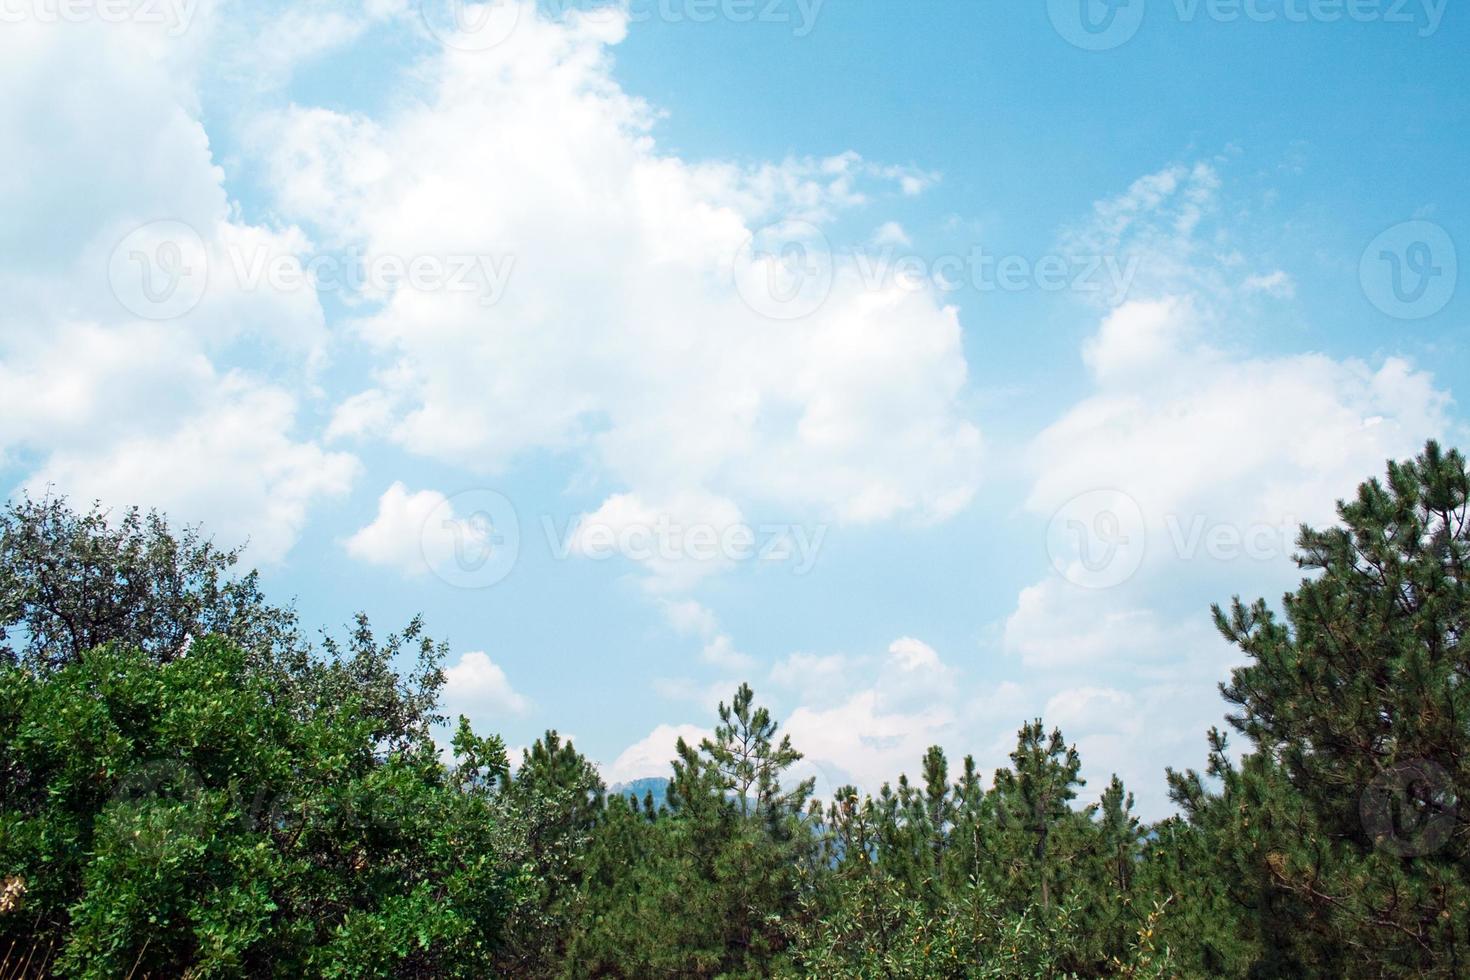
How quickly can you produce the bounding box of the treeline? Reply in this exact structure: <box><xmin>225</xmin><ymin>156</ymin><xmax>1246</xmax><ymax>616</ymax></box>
<box><xmin>1</xmin><ymin>443</ymin><xmax>1466</xmax><ymax>978</ymax></box>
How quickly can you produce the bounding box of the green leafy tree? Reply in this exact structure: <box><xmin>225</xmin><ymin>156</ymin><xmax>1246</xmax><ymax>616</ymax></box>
<box><xmin>0</xmin><ymin>638</ymin><xmax>523</xmax><ymax>978</ymax></box>
<box><xmin>0</xmin><ymin>495</ymin><xmax>447</xmax><ymax>752</ymax></box>
<box><xmin>0</xmin><ymin>496</ymin><xmax>300</xmax><ymax>670</ymax></box>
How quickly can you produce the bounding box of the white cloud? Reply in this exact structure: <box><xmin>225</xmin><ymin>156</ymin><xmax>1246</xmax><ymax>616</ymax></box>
<box><xmin>888</xmin><ymin>636</ymin><xmax>942</xmax><ymax>672</ymax></box>
<box><xmin>785</xmin><ymin>690</ymin><xmax>956</xmax><ymax>793</ymax></box>
<box><xmin>1058</xmin><ymin>160</ymin><xmax>1224</xmax><ymax>306</ymax></box>
<box><xmin>1003</xmin><ymin>578</ymin><xmax>1205</xmax><ymax>669</ymax></box>
<box><xmin>768</xmin><ymin>651</ymin><xmax>849</xmax><ymax>700</ymax></box>
<box><xmin>1032</xmin><ymin>162</ymin><xmax>1452</xmax><ymax>551</ymax></box>
<box><xmin>0</xmin><ymin>10</ymin><xmax>346</xmax><ymax>562</ymax></box>
<box><xmin>1242</xmin><ymin>269</ymin><xmax>1296</xmax><ymax>298</ymax></box>
<box><xmin>872</xmin><ymin>221</ymin><xmax>912</xmax><ymax>247</ymax></box>
<box><xmin>442</xmin><ymin>650</ymin><xmax>531</xmax><ymax>721</ymax></box>
<box><xmin>254</xmin><ymin>1</ymin><xmax>982</xmax><ymax>546</ymax></box>
<box><xmin>564</xmin><ymin>492</ymin><xmax>745</xmax><ymax>590</ymax></box>
<box><xmin>772</xmin><ymin>636</ymin><xmax>965</xmax><ymax>793</ymax></box>
<box><xmin>661</xmin><ymin>598</ymin><xmax>720</xmax><ymax>637</ymax></box>
<box><xmin>16</xmin><ymin>366</ymin><xmax>357</xmax><ymax>564</ymax></box>
<box><xmin>996</xmin><ymin>160</ymin><xmax>1458</xmax><ymax>814</ymax></box>
<box><xmin>699</xmin><ymin>634</ymin><xmax>755</xmax><ymax>673</ymax></box>
<box><xmin>1030</xmin><ymin>314</ymin><xmax>1450</xmax><ymax>542</ymax></box>
<box><xmin>345</xmin><ymin>483</ymin><xmax>447</xmax><ymax>575</ymax></box>
<box><xmin>1045</xmin><ymin>686</ymin><xmax>1136</xmax><ymax>733</ymax></box>
<box><xmin>345</xmin><ymin>482</ymin><xmax>519</xmax><ymax>587</ymax></box>
<box><xmin>1081</xmin><ymin>297</ymin><xmax>1196</xmax><ymax>382</ymax></box>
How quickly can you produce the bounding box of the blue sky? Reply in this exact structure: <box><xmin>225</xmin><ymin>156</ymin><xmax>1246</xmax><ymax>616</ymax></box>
<box><xmin>2</xmin><ymin>0</ymin><xmax>1465</xmax><ymax>815</ymax></box>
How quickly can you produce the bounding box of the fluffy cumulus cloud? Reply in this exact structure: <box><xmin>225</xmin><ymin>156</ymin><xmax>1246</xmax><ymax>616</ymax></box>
<box><xmin>1020</xmin><ymin>163</ymin><xmax>1453</xmax><ymax>651</ymax></box>
<box><xmin>996</xmin><ymin>159</ymin><xmax>1457</xmax><ymax>810</ymax></box>
<box><xmin>344</xmin><ymin>481</ymin><xmax>465</xmax><ymax>577</ymax></box>
<box><xmin>0</xmin><ymin>7</ymin><xmax>352</xmax><ymax>561</ymax></box>
<box><xmin>22</xmin><ymin>372</ymin><xmax>358</xmax><ymax>563</ymax></box>
<box><xmin>1001</xmin><ymin>578</ymin><xmax>1205</xmax><ymax>670</ymax></box>
<box><xmin>346</xmin><ymin>482</ymin><xmax>523</xmax><ymax>589</ymax></box>
<box><xmin>1031</xmin><ymin>302</ymin><xmax>1449</xmax><ymax>537</ymax></box>
<box><xmin>441</xmin><ymin>650</ymin><xmax>532</xmax><ymax>731</ymax></box>
<box><xmin>562</xmin><ymin>492</ymin><xmax>747</xmax><ymax>590</ymax></box>
<box><xmin>257</xmin><ymin>1</ymin><xmax>981</xmax><ymax>556</ymax></box>
<box><xmin>0</xmin><ymin>315</ymin><xmax>356</xmax><ymax>563</ymax></box>
<box><xmin>345</xmin><ymin>483</ymin><xmax>443</xmax><ymax>574</ymax></box>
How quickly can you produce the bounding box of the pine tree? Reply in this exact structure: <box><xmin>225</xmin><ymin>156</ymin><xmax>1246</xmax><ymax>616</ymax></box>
<box><xmin>497</xmin><ymin>731</ymin><xmax>604</xmax><ymax>976</ymax></box>
<box><xmin>994</xmin><ymin>720</ymin><xmax>1088</xmax><ymax>911</ymax></box>
<box><xmin>698</xmin><ymin>682</ymin><xmax>812</xmax><ymax>820</ymax></box>
<box><xmin>1169</xmin><ymin>441</ymin><xmax>1470</xmax><ymax>976</ymax></box>
<box><xmin>575</xmin><ymin>684</ymin><xmax>816</xmax><ymax>977</ymax></box>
